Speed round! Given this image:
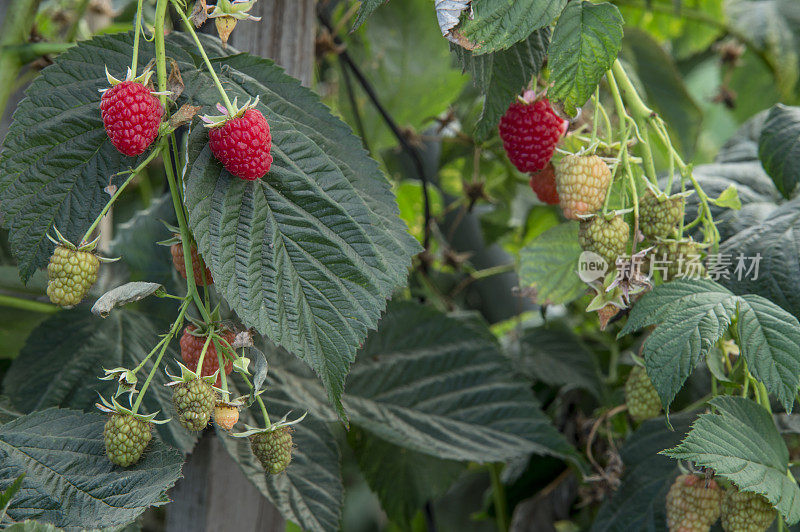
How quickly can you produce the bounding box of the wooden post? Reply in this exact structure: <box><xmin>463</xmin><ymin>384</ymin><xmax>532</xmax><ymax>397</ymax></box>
<box><xmin>166</xmin><ymin>2</ymin><xmax>315</xmax><ymax>529</ymax></box>
<box><xmin>228</xmin><ymin>0</ymin><xmax>316</xmax><ymax>87</ymax></box>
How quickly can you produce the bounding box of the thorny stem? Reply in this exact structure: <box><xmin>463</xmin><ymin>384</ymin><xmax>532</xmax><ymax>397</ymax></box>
<box><xmin>132</xmin><ymin>300</ymin><xmax>189</xmax><ymax>414</ymax></box>
<box><xmin>82</xmin><ymin>141</ymin><xmax>164</xmax><ymax>243</ymax></box>
<box><xmin>171</xmin><ymin>1</ymin><xmax>235</xmax><ymax>115</ymax></box>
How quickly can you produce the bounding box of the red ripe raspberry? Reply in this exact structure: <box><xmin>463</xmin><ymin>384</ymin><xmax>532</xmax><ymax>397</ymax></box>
<box><xmin>179</xmin><ymin>325</ymin><xmax>236</xmax><ymax>387</ymax></box>
<box><xmin>499</xmin><ymin>98</ymin><xmax>567</xmax><ymax>173</ymax></box>
<box><xmin>208</xmin><ymin>109</ymin><xmax>273</xmax><ymax>180</ymax></box>
<box><xmin>100</xmin><ymin>81</ymin><xmax>163</xmax><ymax>156</ymax></box>
<box><xmin>529</xmin><ymin>163</ymin><xmax>559</xmax><ymax>205</ymax></box>
<box><xmin>170</xmin><ymin>242</ymin><xmax>213</xmax><ymax>286</ymax></box>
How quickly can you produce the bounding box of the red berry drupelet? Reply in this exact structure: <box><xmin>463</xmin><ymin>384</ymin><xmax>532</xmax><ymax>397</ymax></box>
<box><xmin>499</xmin><ymin>97</ymin><xmax>567</xmax><ymax>173</ymax></box>
<box><xmin>179</xmin><ymin>325</ymin><xmax>236</xmax><ymax>387</ymax></box>
<box><xmin>101</xmin><ymin>81</ymin><xmax>163</xmax><ymax>156</ymax></box>
<box><xmin>208</xmin><ymin>108</ymin><xmax>273</xmax><ymax>180</ymax></box>
<box><xmin>529</xmin><ymin>163</ymin><xmax>559</xmax><ymax>205</ymax></box>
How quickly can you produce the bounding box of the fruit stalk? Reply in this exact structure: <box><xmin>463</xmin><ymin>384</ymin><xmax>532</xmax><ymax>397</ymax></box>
<box><xmin>132</xmin><ymin>299</ymin><xmax>189</xmax><ymax>414</ymax></box>
<box><xmin>0</xmin><ymin>294</ymin><xmax>58</xmax><ymax>314</ymax></box>
<box><xmin>489</xmin><ymin>463</ymin><xmax>509</xmax><ymax>531</ymax></box>
<box><xmin>81</xmin><ymin>140</ymin><xmax>164</xmax><ymax>243</ymax></box>
<box><xmin>130</xmin><ymin>0</ymin><xmax>145</xmax><ymax>77</ymax></box>
<box><xmin>171</xmin><ymin>0</ymin><xmax>235</xmax><ymax>115</ymax></box>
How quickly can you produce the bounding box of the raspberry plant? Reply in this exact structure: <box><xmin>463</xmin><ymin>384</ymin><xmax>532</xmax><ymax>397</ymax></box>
<box><xmin>1</xmin><ymin>0</ymin><xmax>800</xmax><ymax>531</ymax></box>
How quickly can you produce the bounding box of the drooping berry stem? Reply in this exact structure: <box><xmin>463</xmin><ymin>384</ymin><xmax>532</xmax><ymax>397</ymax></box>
<box><xmin>81</xmin><ymin>139</ymin><xmax>164</xmax><ymax>244</ymax></box>
<box><xmin>171</xmin><ymin>0</ymin><xmax>236</xmax><ymax>115</ymax></box>
<box><xmin>194</xmin><ymin>333</ymin><xmax>214</xmax><ymax>377</ymax></box>
<box><xmin>131</xmin><ymin>299</ymin><xmax>189</xmax><ymax>414</ymax></box>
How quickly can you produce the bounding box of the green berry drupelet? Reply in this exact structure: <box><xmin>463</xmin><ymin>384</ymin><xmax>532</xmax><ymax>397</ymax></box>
<box><xmin>720</xmin><ymin>485</ymin><xmax>775</xmax><ymax>532</ymax></box>
<box><xmin>658</xmin><ymin>239</ymin><xmax>705</xmax><ymax>280</ymax></box>
<box><xmin>250</xmin><ymin>426</ymin><xmax>294</xmax><ymax>474</ymax></box>
<box><xmin>104</xmin><ymin>414</ymin><xmax>152</xmax><ymax>467</ymax></box>
<box><xmin>172</xmin><ymin>378</ymin><xmax>217</xmax><ymax>432</ymax></box>
<box><xmin>578</xmin><ymin>215</ymin><xmax>629</xmax><ymax>266</ymax></box>
<box><xmin>666</xmin><ymin>474</ymin><xmax>722</xmax><ymax>532</ymax></box>
<box><xmin>46</xmin><ymin>245</ymin><xmax>99</xmax><ymax>307</ymax></box>
<box><xmin>624</xmin><ymin>365</ymin><xmax>662</xmax><ymax>422</ymax></box>
<box><xmin>640</xmin><ymin>189</ymin><xmax>685</xmax><ymax>240</ymax></box>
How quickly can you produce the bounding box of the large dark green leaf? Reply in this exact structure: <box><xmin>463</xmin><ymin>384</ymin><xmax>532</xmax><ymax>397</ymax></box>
<box><xmin>183</xmin><ymin>49</ymin><xmax>418</xmax><ymax>420</ymax></box>
<box><xmin>664</xmin><ymin>396</ymin><xmax>800</xmax><ymax>525</ymax></box>
<box><xmin>215</xmin><ymin>388</ymin><xmax>343</xmax><ymax>532</ymax></box>
<box><xmin>458</xmin><ymin>0</ymin><xmax>566</xmax><ymax>55</ymax></box>
<box><xmin>0</xmin><ymin>33</ymin><xmax>153</xmax><ymax>282</ymax></box>
<box><xmin>759</xmin><ymin>104</ymin><xmax>800</xmax><ymax>199</ymax></box>
<box><xmin>549</xmin><ymin>1</ymin><xmax>624</xmax><ymax>115</ymax></box>
<box><xmin>518</xmin><ymin>222</ymin><xmax>585</xmax><ymax>305</ymax></box>
<box><xmin>1</xmin><ymin>308</ymin><xmax>196</xmax><ymax>452</ymax></box>
<box><xmin>273</xmin><ymin>301</ymin><xmax>585</xmax><ymax>470</ymax></box>
<box><xmin>0</xmin><ymin>408</ymin><xmax>182</xmax><ymax>528</ymax></box>
<box><xmin>591</xmin><ymin>411</ymin><xmax>695</xmax><ymax>531</ymax></box>
<box><xmin>621</xmin><ymin>279</ymin><xmax>800</xmax><ymax>411</ymax></box>
<box><xmin>720</xmin><ymin>199</ymin><xmax>800</xmax><ymax>318</ymax></box>
<box><xmin>453</xmin><ymin>28</ymin><xmax>550</xmax><ymax>141</ymax></box>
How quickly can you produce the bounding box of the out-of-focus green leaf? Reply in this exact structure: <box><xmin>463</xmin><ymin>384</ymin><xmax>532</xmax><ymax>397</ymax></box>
<box><xmin>519</xmin><ymin>222</ymin><xmax>585</xmax><ymax>305</ymax></box>
<box><xmin>758</xmin><ymin>104</ymin><xmax>800</xmax><ymax>199</ymax></box>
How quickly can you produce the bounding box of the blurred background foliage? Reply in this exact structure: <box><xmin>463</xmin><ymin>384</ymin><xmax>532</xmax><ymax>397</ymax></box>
<box><xmin>1</xmin><ymin>0</ymin><xmax>799</xmax><ymax>529</ymax></box>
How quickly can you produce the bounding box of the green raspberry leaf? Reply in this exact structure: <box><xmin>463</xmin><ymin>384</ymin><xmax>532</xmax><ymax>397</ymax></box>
<box><xmin>758</xmin><ymin>104</ymin><xmax>800</xmax><ymax>199</ymax></box>
<box><xmin>0</xmin><ymin>408</ymin><xmax>182</xmax><ymax>529</ymax></box>
<box><xmin>621</xmin><ymin>279</ymin><xmax>800</xmax><ymax>412</ymax></box>
<box><xmin>548</xmin><ymin>1</ymin><xmax>624</xmax><ymax>116</ymax></box>
<box><xmin>519</xmin><ymin>222</ymin><xmax>585</xmax><ymax>306</ymax></box>
<box><xmin>662</xmin><ymin>396</ymin><xmax>800</xmax><ymax>525</ymax></box>
<box><xmin>183</xmin><ymin>48</ymin><xmax>419</xmax><ymax>422</ymax></box>
<box><xmin>458</xmin><ymin>0</ymin><xmax>566</xmax><ymax>55</ymax></box>
<box><xmin>272</xmin><ymin>301</ymin><xmax>586</xmax><ymax>471</ymax></box>
<box><xmin>453</xmin><ymin>27</ymin><xmax>550</xmax><ymax>141</ymax></box>
<box><xmin>351</xmin><ymin>0</ymin><xmax>389</xmax><ymax>30</ymax></box>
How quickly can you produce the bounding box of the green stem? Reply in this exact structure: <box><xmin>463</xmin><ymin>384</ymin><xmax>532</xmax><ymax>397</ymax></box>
<box><xmin>195</xmin><ymin>333</ymin><xmax>213</xmax><ymax>375</ymax></box>
<box><xmin>639</xmin><ymin>126</ymin><xmax>657</xmax><ymax>185</ymax></box>
<box><xmin>256</xmin><ymin>395</ymin><xmax>271</xmax><ymax>426</ymax></box>
<box><xmin>130</xmin><ymin>0</ymin><xmax>145</xmax><ymax>76</ymax></box>
<box><xmin>0</xmin><ymin>294</ymin><xmax>59</xmax><ymax>314</ymax></box>
<box><xmin>170</xmin><ymin>1</ymin><xmax>235</xmax><ymax>114</ymax></box>
<box><xmin>154</xmin><ymin>0</ymin><xmax>169</xmax><ymax>107</ymax></box>
<box><xmin>212</xmin><ymin>337</ymin><xmax>229</xmax><ymax>399</ymax></box>
<box><xmin>590</xmin><ymin>87</ymin><xmax>600</xmax><ymax>145</ymax></box>
<box><xmin>82</xmin><ymin>141</ymin><xmax>163</xmax><ymax>243</ymax></box>
<box><xmin>0</xmin><ymin>0</ymin><xmax>40</xmax><ymax>124</ymax></box>
<box><xmin>489</xmin><ymin>463</ymin><xmax>509</xmax><ymax>531</ymax></box>
<box><xmin>131</xmin><ymin>301</ymin><xmax>188</xmax><ymax>414</ymax></box>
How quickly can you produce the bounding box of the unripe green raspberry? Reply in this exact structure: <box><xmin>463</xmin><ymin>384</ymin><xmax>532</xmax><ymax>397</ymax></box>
<box><xmin>103</xmin><ymin>413</ymin><xmax>152</xmax><ymax>467</ymax></box>
<box><xmin>640</xmin><ymin>190</ymin><xmax>685</xmax><ymax>240</ymax></box>
<box><xmin>172</xmin><ymin>378</ymin><xmax>217</xmax><ymax>431</ymax></box>
<box><xmin>250</xmin><ymin>426</ymin><xmax>293</xmax><ymax>474</ymax></box>
<box><xmin>578</xmin><ymin>215</ymin><xmax>629</xmax><ymax>265</ymax></box>
<box><xmin>720</xmin><ymin>485</ymin><xmax>775</xmax><ymax>532</ymax></box>
<box><xmin>666</xmin><ymin>474</ymin><xmax>722</xmax><ymax>532</ymax></box>
<box><xmin>657</xmin><ymin>239</ymin><xmax>706</xmax><ymax>280</ymax></box>
<box><xmin>46</xmin><ymin>245</ymin><xmax>99</xmax><ymax>307</ymax></box>
<box><xmin>555</xmin><ymin>154</ymin><xmax>612</xmax><ymax>220</ymax></box>
<box><xmin>624</xmin><ymin>365</ymin><xmax>661</xmax><ymax>422</ymax></box>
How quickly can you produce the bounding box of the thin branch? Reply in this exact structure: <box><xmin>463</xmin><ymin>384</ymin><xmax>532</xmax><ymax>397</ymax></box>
<box><xmin>317</xmin><ymin>10</ymin><xmax>433</xmax><ymax>253</ymax></box>
<box><xmin>338</xmin><ymin>54</ymin><xmax>370</xmax><ymax>153</ymax></box>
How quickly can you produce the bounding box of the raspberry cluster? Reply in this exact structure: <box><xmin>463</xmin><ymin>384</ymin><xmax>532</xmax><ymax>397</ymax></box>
<box><xmin>208</xmin><ymin>109</ymin><xmax>273</xmax><ymax>180</ymax></box>
<box><xmin>103</xmin><ymin>414</ymin><xmax>152</xmax><ymax>467</ymax></box>
<box><xmin>170</xmin><ymin>242</ymin><xmax>213</xmax><ymax>286</ymax></box>
<box><xmin>179</xmin><ymin>325</ymin><xmax>236</xmax><ymax>387</ymax></box>
<box><xmin>100</xmin><ymin>81</ymin><xmax>163</xmax><ymax>156</ymax></box>
<box><xmin>624</xmin><ymin>365</ymin><xmax>661</xmax><ymax>422</ymax></box>
<box><xmin>666</xmin><ymin>474</ymin><xmax>722</xmax><ymax>532</ymax></box>
<box><xmin>172</xmin><ymin>378</ymin><xmax>218</xmax><ymax>432</ymax></box>
<box><xmin>499</xmin><ymin>98</ymin><xmax>566</xmax><ymax>173</ymax></box>
<box><xmin>250</xmin><ymin>426</ymin><xmax>294</xmax><ymax>474</ymax></box>
<box><xmin>46</xmin><ymin>246</ymin><xmax>100</xmax><ymax>307</ymax></box>
<box><xmin>555</xmin><ymin>155</ymin><xmax>612</xmax><ymax>220</ymax></box>
<box><xmin>578</xmin><ymin>215</ymin><xmax>629</xmax><ymax>266</ymax></box>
